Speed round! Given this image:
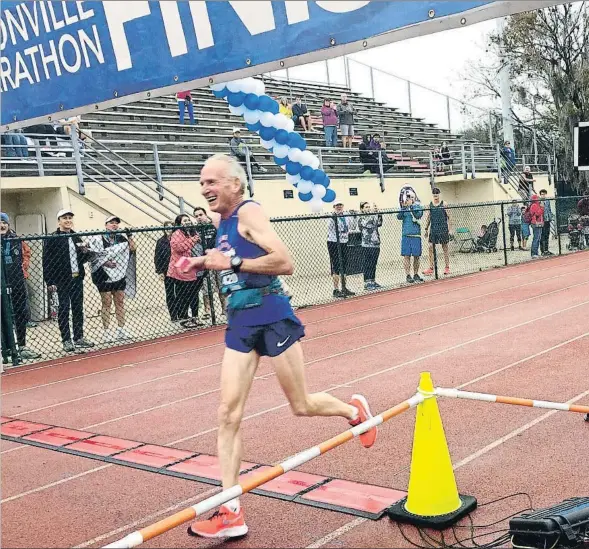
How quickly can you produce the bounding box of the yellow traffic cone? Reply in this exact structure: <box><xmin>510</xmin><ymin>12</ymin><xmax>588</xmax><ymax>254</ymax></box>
<box><xmin>387</xmin><ymin>372</ymin><xmax>477</xmax><ymax>528</ymax></box>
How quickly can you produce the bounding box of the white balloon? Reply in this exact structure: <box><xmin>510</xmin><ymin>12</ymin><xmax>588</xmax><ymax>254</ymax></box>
<box><xmin>310</xmin><ymin>199</ymin><xmax>324</xmax><ymax>213</ymax></box>
<box><xmin>273</xmin><ymin>144</ymin><xmax>289</xmax><ymax>159</ymax></box>
<box><xmin>309</xmin><ymin>155</ymin><xmax>320</xmax><ymax>170</ymax></box>
<box><xmin>259</xmin><ymin>111</ymin><xmax>275</xmax><ymax>127</ymax></box>
<box><xmin>228</xmin><ymin>104</ymin><xmax>246</xmax><ymax>116</ymax></box>
<box><xmin>300</xmin><ymin>150</ymin><xmax>315</xmax><ymax>167</ymax></box>
<box><xmin>243</xmin><ymin>109</ymin><xmax>261</xmax><ymax>125</ymax></box>
<box><xmin>241</xmin><ymin>78</ymin><xmax>258</xmax><ymax>94</ymax></box>
<box><xmin>288</xmin><ymin>148</ymin><xmax>302</xmax><ymax>163</ymax></box>
<box><xmin>254</xmin><ymin>79</ymin><xmax>265</xmax><ymax>96</ymax></box>
<box><xmin>260</xmin><ymin>138</ymin><xmax>276</xmax><ymax>150</ymax></box>
<box><xmin>286</xmin><ymin>173</ymin><xmax>301</xmax><ymax>185</ymax></box>
<box><xmin>273</xmin><ymin>113</ymin><xmax>289</xmax><ymax>130</ymax></box>
<box><xmin>311</xmin><ymin>184</ymin><xmax>327</xmax><ymax>199</ymax></box>
<box><xmin>285</xmin><ymin>118</ymin><xmax>295</xmax><ymax>132</ymax></box>
<box><xmin>226</xmin><ymin>80</ymin><xmax>242</xmax><ymax>93</ymax></box>
<box><xmin>210</xmin><ymin>83</ymin><xmax>226</xmax><ymax>92</ymax></box>
<box><xmin>297</xmin><ymin>180</ymin><xmax>313</xmax><ymax>194</ymax></box>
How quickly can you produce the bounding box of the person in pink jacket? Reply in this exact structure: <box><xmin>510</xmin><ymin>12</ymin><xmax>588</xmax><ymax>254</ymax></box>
<box><xmin>176</xmin><ymin>91</ymin><xmax>195</xmax><ymax>125</ymax></box>
<box><xmin>168</xmin><ymin>214</ymin><xmax>202</xmax><ymax>321</ymax></box>
<box><xmin>320</xmin><ymin>99</ymin><xmax>338</xmax><ymax>148</ymax></box>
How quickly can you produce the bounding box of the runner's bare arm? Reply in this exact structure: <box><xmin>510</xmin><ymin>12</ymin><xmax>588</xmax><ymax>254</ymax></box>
<box><xmin>237</xmin><ymin>202</ymin><xmax>294</xmax><ymax>275</ymax></box>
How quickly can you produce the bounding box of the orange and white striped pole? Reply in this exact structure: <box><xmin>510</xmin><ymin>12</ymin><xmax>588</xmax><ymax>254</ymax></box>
<box><xmin>103</xmin><ymin>394</ymin><xmax>423</xmax><ymax>549</ymax></box>
<box><xmin>435</xmin><ymin>388</ymin><xmax>589</xmax><ymax>414</ymax></box>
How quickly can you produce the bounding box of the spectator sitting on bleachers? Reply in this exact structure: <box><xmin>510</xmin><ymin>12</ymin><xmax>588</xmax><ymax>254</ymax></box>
<box><xmin>337</xmin><ymin>94</ymin><xmax>355</xmax><ymax>149</ymax></box>
<box><xmin>359</xmin><ymin>134</ymin><xmax>377</xmax><ymax>174</ymax></box>
<box><xmin>441</xmin><ymin>141</ymin><xmax>453</xmax><ymax>169</ymax></box>
<box><xmin>1</xmin><ymin>130</ymin><xmax>29</xmax><ymax>158</ymax></box>
<box><xmin>0</xmin><ymin>213</ymin><xmax>41</xmax><ymax>360</ymax></box>
<box><xmin>279</xmin><ymin>97</ymin><xmax>293</xmax><ymax>119</ymax></box>
<box><xmin>320</xmin><ymin>99</ymin><xmax>338</xmax><ymax>148</ymax></box>
<box><xmin>177</xmin><ymin>91</ymin><xmax>196</xmax><ymax>125</ymax></box>
<box><xmin>229</xmin><ymin>128</ymin><xmax>267</xmax><ymax>172</ymax></box>
<box><xmin>433</xmin><ymin>147</ymin><xmax>444</xmax><ymax>173</ymax></box>
<box><xmin>368</xmin><ymin>134</ymin><xmax>394</xmax><ymax>173</ymax></box>
<box><xmin>292</xmin><ymin>96</ymin><xmax>316</xmax><ymax>132</ymax></box>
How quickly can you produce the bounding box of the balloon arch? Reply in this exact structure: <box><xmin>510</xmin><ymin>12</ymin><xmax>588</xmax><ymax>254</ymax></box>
<box><xmin>210</xmin><ymin>78</ymin><xmax>336</xmax><ymax>212</ymax></box>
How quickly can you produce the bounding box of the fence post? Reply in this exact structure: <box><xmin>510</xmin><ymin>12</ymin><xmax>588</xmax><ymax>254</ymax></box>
<box><xmin>446</xmin><ymin>95</ymin><xmax>451</xmax><ymax>132</ymax></box>
<box><xmin>429</xmin><ymin>151</ymin><xmax>435</xmax><ymax>188</ymax></box>
<box><xmin>34</xmin><ymin>140</ymin><xmax>45</xmax><ymax>177</ymax></box>
<box><xmin>377</xmin><ymin>150</ymin><xmax>385</xmax><ymax>193</ymax></box>
<box><xmin>333</xmin><ymin>214</ymin><xmax>348</xmax><ymax>297</ymax></box>
<box><xmin>547</xmin><ymin>154</ymin><xmax>553</xmax><ymax>186</ymax></box>
<box><xmin>461</xmin><ymin>144</ymin><xmax>467</xmax><ymax>179</ymax></box>
<box><xmin>245</xmin><ymin>147</ymin><xmax>254</xmax><ymax>197</ymax></box>
<box><xmin>501</xmin><ymin>203</ymin><xmax>508</xmax><ymax>266</ymax></box>
<box><xmin>470</xmin><ymin>144</ymin><xmax>476</xmax><ymax>179</ymax></box>
<box><xmin>70</xmin><ymin>128</ymin><xmax>85</xmax><ymax>195</ymax></box>
<box><xmin>152</xmin><ymin>143</ymin><xmax>164</xmax><ymax>201</ymax></box>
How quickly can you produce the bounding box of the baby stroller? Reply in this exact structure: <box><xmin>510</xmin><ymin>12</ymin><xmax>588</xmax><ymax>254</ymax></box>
<box><xmin>567</xmin><ymin>214</ymin><xmax>589</xmax><ymax>250</ymax></box>
<box><xmin>473</xmin><ymin>219</ymin><xmax>500</xmax><ymax>253</ymax></box>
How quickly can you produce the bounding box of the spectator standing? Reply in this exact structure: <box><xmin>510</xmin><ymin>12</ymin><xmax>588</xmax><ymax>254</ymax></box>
<box><xmin>0</xmin><ymin>213</ymin><xmax>40</xmax><ymax>360</ymax></box>
<box><xmin>88</xmin><ymin>216</ymin><xmax>136</xmax><ymax>342</ymax></box>
<box><xmin>520</xmin><ymin>206</ymin><xmax>530</xmax><ymax>250</ymax></box>
<box><xmin>42</xmin><ymin>209</ymin><xmax>95</xmax><ymax>353</ymax></box>
<box><xmin>167</xmin><ymin>215</ymin><xmax>202</xmax><ymax>322</ymax></box>
<box><xmin>502</xmin><ymin>140</ymin><xmax>516</xmax><ymax>170</ymax></box>
<box><xmin>423</xmin><ymin>188</ymin><xmax>452</xmax><ymax>277</ymax></box>
<box><xmin>177</xmin><ymin>91</ymin><xmax>196</xmax><ymax>125</ymax></box>
<box><xmin>539</xmin><ymin>189</ymin><xmax>554</xmax><ymax>256</ymax></box>
<box><xmin>327</xmin><ymin>202</ymin><xmax>355</xmax><ymax>298</ymax></box>
<box><xmin>397</xmin><ymin>188</ymin><xmax>424</xmax><ymax>283</ymax></box>
<box><xmin>519</xmin><ymin>166</ymin><xmax>536</xmax><ymax>196</ymax></box>
<box><xmin>292</xmin><ymin>96</ymin><xmax>315</xmax><ymax>132</ymax></box>
<box><xmin>358</xmin><ymin>202</ymin><xmax>383</xmax><ymax>290</ymax></box>
<box><xmin>337</xmin><ymin>94</ymin><xmax>355</xmax><ymax>149</ymax></box>
<box><xmin>193</xmin><ymin>206</ymin><xmax>226</xmax><ymax>321</ymax></box>
<box><xmin>320</xmin><ymin>99</ymin><xmax>338</xmax><ymax>148</ymax></box>
<box><xmin>526</xmin><ymin>195</ymin><xmax>545</xmax><ymax>258</ymax></box>
<box><xmin>230</xmin><ymin>129</ymin><xmax>267</xmax><ymax>173</ymax></box>
<box><xmin>154</xmin><ymin>221</ymin><xmax>176</xmax><ymax>322</ymax></box>
<box><xmin>506</xmin><ymin>202</ymin><xmax>523</xmax><ymax>251</ymax></box>
<box><xmin>578</xmin><ymin>189</ymin><xmax>589</xmax><ymax>247</ymax></box>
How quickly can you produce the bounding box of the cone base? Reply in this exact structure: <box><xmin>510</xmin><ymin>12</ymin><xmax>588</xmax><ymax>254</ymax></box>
<box><xmin>387</xmin><ymin>495</ymin><xmax>477</xmax><ymax>530</ymax></box>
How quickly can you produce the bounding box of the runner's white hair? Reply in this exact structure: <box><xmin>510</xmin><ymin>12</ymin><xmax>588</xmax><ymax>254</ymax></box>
<box><xmin>204</xmin><ymin>154</ymin><xmax>247</xmax><ymax>194</ymax></box>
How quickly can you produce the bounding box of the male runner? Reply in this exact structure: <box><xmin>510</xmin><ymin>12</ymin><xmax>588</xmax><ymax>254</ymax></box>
<box><xmin>178</xmin><ymin>154</ymin><xmax>377</xmax><ymax>539</ymax></box>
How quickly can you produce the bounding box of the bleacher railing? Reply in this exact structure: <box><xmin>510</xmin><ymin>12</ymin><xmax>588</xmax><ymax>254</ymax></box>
<box><xmin>2</xmin><ymin>197</ymin><xmax>586</xmax><ymax>368</ymax></box>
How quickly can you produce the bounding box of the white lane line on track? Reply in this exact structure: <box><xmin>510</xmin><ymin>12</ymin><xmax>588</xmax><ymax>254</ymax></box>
<box><xmin>7</xmin><ymin>265</ymin><xmax>586</xmax><ymax>416</ymax></box>
<box><xmin>4</xmin><ymin>253</ymin><xmax>586</xmax><ymax>380</ymax></box>
<box><xmin>305</xmin><ymin>385</ymin><xmax>589</xmax><ymax>549</ymax></box>
<box><xmin>72</xmin><ymin>334</ymin><xmax>589</xmax><ymax>549</ymax></box>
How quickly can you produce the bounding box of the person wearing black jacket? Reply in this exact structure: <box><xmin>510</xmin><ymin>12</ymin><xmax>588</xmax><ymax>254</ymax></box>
<box><xmin>154</xmin><ymin>221</ymin><xmax>176</xmax><ymax>321</ymax></box>
<box><xmin>42</xmin><ymin>209</ymin><xmax>95</xmax><ymax>353</ymax></box>
<box><xmin>0</xmin><ymin>213</ymin><xmax>41</xmax><ymax>360</ymax></box>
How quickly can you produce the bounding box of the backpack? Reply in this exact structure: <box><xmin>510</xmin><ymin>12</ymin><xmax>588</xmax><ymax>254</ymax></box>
<box><xmin>523</xmin><ymin>206</ymin><xmax>533</xmax><ymax>224</ymax></box>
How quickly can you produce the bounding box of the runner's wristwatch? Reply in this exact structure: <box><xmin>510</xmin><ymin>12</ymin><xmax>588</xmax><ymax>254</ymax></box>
<box><xmin>230</xmin><ymin>255</ymin><xmax>243</xmax><ymax>273</ymax></box>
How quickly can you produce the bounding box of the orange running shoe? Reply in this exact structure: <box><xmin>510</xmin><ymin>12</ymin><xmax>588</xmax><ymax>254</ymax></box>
<box><xmin>348</xmin><ymin>394</ymin><xmax>378</xmax><ymax>448</ymax></box>
<box><xmin>187</xmin><ymin>505</ymin><xmax>248</xmax><ymax>539</ymax></box>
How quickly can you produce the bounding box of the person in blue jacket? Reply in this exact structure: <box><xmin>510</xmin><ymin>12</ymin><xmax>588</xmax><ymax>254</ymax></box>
<box><xmin>397</xmin><ymin>187</ymin><xmax>424</xmax><ymax>283</ymax></box>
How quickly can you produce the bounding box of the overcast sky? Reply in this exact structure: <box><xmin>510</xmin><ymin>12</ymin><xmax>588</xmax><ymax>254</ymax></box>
<box><xmin>269</xmin><ymin>18</ymin><xmax>500</xmax><ymax>133</ymax></box>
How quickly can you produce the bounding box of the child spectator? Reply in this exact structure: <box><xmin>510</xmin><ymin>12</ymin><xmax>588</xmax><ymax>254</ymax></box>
<box><xmin>397</xmin><ymin>187</ymin><xmax>424</xmax><ymax>283</ymax></box>
<box><xmin>506</xmin><ymin>202</ymin><xmax>523</xmax><ymax>251</ymax></box>
<box><xmin>520</xmin><ymin>206</ymin><xmax>530</xmax><ymax>250</ymax></box>
<box><xmin>154</xmin><ymin>221</ymin><xmax>175</xmax><ymax>321</ymax></box>
<box><xmin>320</xmin><ymin>99</ymin><xmax>338</xmax><ymax>148</ymax></box>
<box><xmin>358</xmin><ymin>202</ymin><xmax>383</xmax><ymax>290</ymax></box>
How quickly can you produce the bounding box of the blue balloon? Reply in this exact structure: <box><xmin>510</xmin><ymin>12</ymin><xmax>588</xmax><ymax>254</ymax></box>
<box><xmin>258</xmin><ymin>95</ymin><xmax>275</xmax><ymax>112</ymax></box>
<box><xmin>274</xmin><ymin>155</ymin><xmax>288</xmax><ymax>166</ymax></box>
<box><xmin>312</xmin><ymin>169</ymin><xmax>327</xmax><ymax>186</ymax></box>
<box><xmin>212</xmin><ymin>88</ymin><xmax>228</xmax><ymax>98</ymax></box>
<box><xmin>268</xmin><ymin>100</ymin><xmax>279</xmax><ymax>115</ymax></box>
<box><xmin>286</xmin><ymin>161</ymin><xmax>302</xmax><ymax>175</ymax></box>
<box><xmin>324</xmin><ymin>175</ymin><xmax>331</xmax><ymax>188</ymax></box>
<box><xmin>322</xmin><ymin>189</ymin><xmax>336</xmax><ymax>203</ymax></box>
<box><xmin>287</xmin><ymin>132</ymin><xmax>303</xmax><ymax>148</ymax></box>
<box><xmin>274</xmin><ymin>129</ymin><xmax>289</xmax><ymax>145</ymax></box>
<box><xmin>259</xmin><ymin>126</ymin><xmax>276</xmax><ymax>141</ymax></box>
<box><xmin>243</xmin><ymin>93</ymin><xmax>260</xmax><ymax>111</ymax></box>
<box><xmin>227</xmin><ymin>91</ymin><xmax>245</xmax><ymax>107</ymax></box>
<box><xmin>246</xmin><ymin>122</ymin><xmax>261</xmax><ymax>132</ymax></box>
<box><xmin>300</xmin><ymin>166</ymin><xmax>314</xmax><ymax>181</ymax></box>
<box><xmin>299</xmin><ymin>192</ymin><xmax>313</xmax><ymax>202</ymax></box>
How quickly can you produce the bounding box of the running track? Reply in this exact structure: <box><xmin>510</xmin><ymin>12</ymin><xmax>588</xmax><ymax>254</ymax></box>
<box><xmin>2</xmin><ymin>252</ymin><xmax>589</xmax><ymax>548</ymax></box>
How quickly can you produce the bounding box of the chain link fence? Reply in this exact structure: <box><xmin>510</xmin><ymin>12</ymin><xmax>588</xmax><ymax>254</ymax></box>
<box><xmin>2</xmin><ymin>197</ymin><xmax>587</xmax><ymax>367</ymax></box>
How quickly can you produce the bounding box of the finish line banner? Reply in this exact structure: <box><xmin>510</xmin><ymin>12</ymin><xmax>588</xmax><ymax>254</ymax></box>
<box><xmin>0</xmin><ymin>0</ymin><xmax>560</xmax><ymax>130</ymax></box>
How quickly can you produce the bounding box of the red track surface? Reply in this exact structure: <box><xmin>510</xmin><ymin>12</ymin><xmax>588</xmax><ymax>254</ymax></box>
<box><xmin>2</xmin><ymin>253</ymin><xmax>589</xmax><ymax>549</ymax></box>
